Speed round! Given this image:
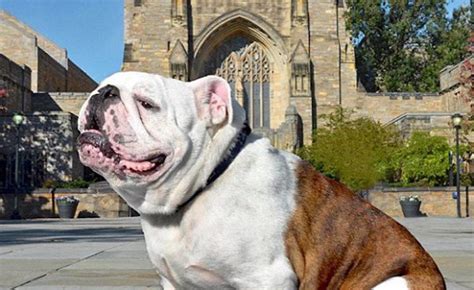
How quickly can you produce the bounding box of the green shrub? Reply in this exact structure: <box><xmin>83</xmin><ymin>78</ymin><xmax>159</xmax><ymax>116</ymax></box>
<box><xmin>391</xmin><ymin>132</ymin><xmax>451</xmax><ymax>187</ymax></box>
<box><xmin>298</xmin><ymin>107</ymin><xmax>402</xmax><ymax>192</ymax></box>
<box><xmin>298</xmin><ymin>108</ymin><xmax>469</xmax><ymax>189</ymax></box>
<box><xmin>42</xmin><ymin>178</ymin><xmax>93</xmax><ymax>189</ymax></box>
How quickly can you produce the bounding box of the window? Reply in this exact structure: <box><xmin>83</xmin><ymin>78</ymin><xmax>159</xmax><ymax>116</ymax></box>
<box><xmin>211</xmin><ymin>40</ymin><xmax>271</xmax><ymax>128</ymax></box>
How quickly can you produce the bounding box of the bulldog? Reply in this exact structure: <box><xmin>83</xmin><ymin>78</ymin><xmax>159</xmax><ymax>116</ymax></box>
<box><xmin>77</xmin><ymin>72</ymin><xmax>445</xmax><ymax>290</ymax></box>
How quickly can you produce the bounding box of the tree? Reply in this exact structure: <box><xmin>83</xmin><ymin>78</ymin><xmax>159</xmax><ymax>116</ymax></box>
<box><xmin>345</xmin><ymin>0</ymin><xmax>471</xmax><ymax>92</ymax></box>
<box><xmin>298</xmin><ymin>107</ymin><xmax>402</xmax><ymax>192</ymax></box>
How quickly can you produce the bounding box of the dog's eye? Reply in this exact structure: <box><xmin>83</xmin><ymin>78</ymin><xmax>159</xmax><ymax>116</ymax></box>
<box><xmin>138</xmin><ymin>100</ymin><xmax>156</xmax><ymax>110</ymax></box>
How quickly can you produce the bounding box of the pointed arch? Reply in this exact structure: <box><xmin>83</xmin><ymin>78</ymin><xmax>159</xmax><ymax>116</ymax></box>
<box><xmin>192</xmin><ymin>9</ymin><xmax>287</xmax><ymax>79</ymax></box>
<box><xmin>192</xmin><ymin>10</ymin><xmax>290</xmax><ymax>130</ymax></box>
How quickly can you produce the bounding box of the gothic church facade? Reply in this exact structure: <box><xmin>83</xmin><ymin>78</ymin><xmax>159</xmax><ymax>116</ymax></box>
<box><xmin>122</xmin><ymin>0</ymin><xmax>359</xmax><ymax>145</ymax></box>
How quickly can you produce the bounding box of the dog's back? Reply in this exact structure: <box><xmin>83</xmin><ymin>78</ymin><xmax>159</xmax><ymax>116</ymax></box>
<box><xmin>285</xmin><ymin>161</ymin><xmax>445</xmax><ymax>290</ymax></box>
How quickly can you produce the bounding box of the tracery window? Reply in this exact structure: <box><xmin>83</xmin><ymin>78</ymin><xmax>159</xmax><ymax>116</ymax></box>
<box><xmin>207</xmin><ymin>39</ymin><xmax>271</xmax><ymax>128</ymax></box>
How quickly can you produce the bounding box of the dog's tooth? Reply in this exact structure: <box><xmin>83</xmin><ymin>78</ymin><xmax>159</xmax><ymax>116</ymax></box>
<box><xmin>116</xmin><ymin>159</ymin><xmax>157</xmax><ymax>173</ymax></box>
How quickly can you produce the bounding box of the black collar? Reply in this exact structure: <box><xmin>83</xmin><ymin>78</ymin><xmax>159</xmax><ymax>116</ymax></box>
<box><xmin>205</xmin><ymin>123</ymin><xmax>251</xmax><ymax>186</ymax></box>
<box><xmin>177</xmin><ymin>124</ymin><xmax>251</xmax><ymax>211</ymax></box>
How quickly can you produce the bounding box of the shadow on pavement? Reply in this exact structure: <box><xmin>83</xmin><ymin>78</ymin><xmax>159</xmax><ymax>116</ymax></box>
<box><xmin>0</xmin><ymin>226</ymin><xmax>143</xmax><ymax>246</ymax></box>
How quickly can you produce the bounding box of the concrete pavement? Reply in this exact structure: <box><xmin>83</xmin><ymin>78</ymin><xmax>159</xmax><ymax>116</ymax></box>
<box><xmin>399</xmin><ymin>218</ymin><xmax>474</xmax><ymax>290</ymax></box>
<box><xmin>0</xmin><ymin>217</ymin><xmax>472</xmax><ymax>289</ymax></box>
<box><xmin>0</xmin><ymin>218</ymin><xmax>159</xmax><ymax>289</ymax></box>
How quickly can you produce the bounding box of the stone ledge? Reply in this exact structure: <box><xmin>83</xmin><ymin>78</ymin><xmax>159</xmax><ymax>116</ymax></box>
<box><xmin>371</xmin><ymin>186</ymin><xmax>459</xmax><ymax>193</ymax></box>
<box><xmin>368</xmin><ymin>186</ymin><xmax>472</xmax><ymax>217</ymax></box>
<box><xmin>0</xmin><ymin>189</ymin><xmax>130</xmax><ymax>219</ymax></box>
<box><xmin>366</xmin><ymin>92</ymin><xmax>440</xmax><ymax>99</ymax></box>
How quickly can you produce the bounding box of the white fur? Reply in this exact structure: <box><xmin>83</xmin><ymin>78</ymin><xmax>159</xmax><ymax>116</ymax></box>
<box><xmin>373</xmin><ymin>277</ymin><xmax>409</xmax><ymax>290</ymax></box>
<box><xmin>141</xmin><ymin>137</ymin><xmax>300</xmax><ymax>289</ymax></box>
<box><xmin>78</xmin><ymin>72</ymin><xmax>299</xmax><ymax>289</ymax></box>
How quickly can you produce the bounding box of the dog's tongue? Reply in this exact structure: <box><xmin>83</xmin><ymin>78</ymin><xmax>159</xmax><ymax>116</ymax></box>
<box><xmin>119</xmin><ymin>159</ymin><xmax>155</xmax><ymax>172</ymax></box>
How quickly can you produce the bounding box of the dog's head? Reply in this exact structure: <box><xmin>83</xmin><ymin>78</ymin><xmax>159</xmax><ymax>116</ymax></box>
<box><xmin>77</xmin><ymin>72</ymin><xmax>245</xmax><ymax>214</ymax></box>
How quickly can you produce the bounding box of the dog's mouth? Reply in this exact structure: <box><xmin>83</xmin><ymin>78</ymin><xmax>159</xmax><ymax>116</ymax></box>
<box><xmin>77</xmin><ymin>130</ymin><xmax>168</xmax><ymax>176</ymax></box>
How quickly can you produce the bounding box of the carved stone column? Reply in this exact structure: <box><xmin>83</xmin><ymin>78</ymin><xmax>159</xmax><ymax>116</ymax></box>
<box><xmin>292</xmin><ymin>0</ymin><xmax>307</xmax><ymax>26</ymax></box>
<box><xmin>171</xmin><ymin>0</ymin><xmax>187</xmax><ymax>27</ymax></box>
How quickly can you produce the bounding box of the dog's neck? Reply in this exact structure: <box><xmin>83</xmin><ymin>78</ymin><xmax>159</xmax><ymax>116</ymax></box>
<box><xmin>175</xmin><ymin>124</ymin><xmax>251</xmax><ymax>211</ymax></box>
<box><xmin>138</xmin><ymin>121</ymin><xmax>248</xmax><ymax>215</ymax></box>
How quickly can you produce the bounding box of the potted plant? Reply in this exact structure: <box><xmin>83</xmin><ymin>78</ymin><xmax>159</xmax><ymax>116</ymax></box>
<box><xmin>399</xmin><ymin>195</ymin><xmax>422</xmax><ymax>217</ymax></box>
<box><xmin>56</xmin><ymin>196</ymin><xmax>79</xmax><ymax>218</ymax></box>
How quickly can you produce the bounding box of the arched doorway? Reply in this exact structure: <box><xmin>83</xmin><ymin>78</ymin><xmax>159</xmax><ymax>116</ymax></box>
<box><xmin>192</xmin><ymin>12</ymin><xmax>289</xmax><ymax>130</ymax></box>
<box><xmin>203</xmin><ymin>36</ymin><xmax>271</xmax><ymax>128</ymax></box>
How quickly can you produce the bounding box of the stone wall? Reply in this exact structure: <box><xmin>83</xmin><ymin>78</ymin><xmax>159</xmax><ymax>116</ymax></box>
<box><xmin>0</xmin><ymin>10</ymin><xmax>96</xmax><ymax>93</ymax></box>
<box><xmin>0</xmin><ymin>10</ymin><xmax>39</xmax><ymax>91</ymax></box>
<box><xmin>387</xmin><ymin>112</ymin><xmax>456</xmax><ymax>140</ymax></box>
<box><xmin>0</xmin><ymin>53</ymin><xmax>32</xmax><ymax>112</ymax></box>
<box><xmin>0</xmin><ymin>188</ymin><xmax>130</xmax><ymax>219</ymax></box>
<box><xmin>2</xmin><ymin>185</ymin><xmax>471</xmax><ymax>219</ymax></box>
<box><xmin>354</xmin><ymin>93</ymin><xmax>444</xmax><ymax>124</ymax></box>
<box><xmin>368</xmin><ymin>187</ymin><xmax>473</xmax><ymax>218</ymax></box>
<box><xmin>67</xmin><ymin>60</ymin><xmax>98</xmax><ymax>92</ymax></box>
<box><xmin>253</xmin><ymin>105</ymin><xmax>303</xmax><ymax>151</ymax></box>
<box><xmin>308</xmin><ymin>1</ymin><xmax>343</xmax><ymax>119</ymax></box>
<box><xmin>0</xmin><ymin>112</ymin><xmax>83</xmax><ymax>186</ymax></box>
<box><xmin>37</xmin><ymin>48</ymin><xmax>67</xmax><ymax>92</ymax></box>
<box><xmin>33</xmin><ymin>92</ymin><xmax>89</xmax><ymax>116</ymax></box>
<box><xmin>0</xmin><ymin>9</ymin><xmax>68</xmax><ymax>91</ymax></box>
<box><xmin>123</xmin><ymin>0</ymin><xmax>294</xmax><ymax>73</ymax></box>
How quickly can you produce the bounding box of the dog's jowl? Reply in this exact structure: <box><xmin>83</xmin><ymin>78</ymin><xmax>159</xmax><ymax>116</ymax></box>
<box><xmin>77</xmin><ymin>72</ymin><xmax>445</xmax><ymax>290</ymax></box>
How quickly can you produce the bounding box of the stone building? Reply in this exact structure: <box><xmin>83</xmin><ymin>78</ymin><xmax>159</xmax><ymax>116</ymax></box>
<box><xmin>0</xmin><ymin>2</ymin><xmax>472</xmax><ymax>190</ymax></box>
<box><xmin>387</xmin><ymin>56</ymin><xmax>473</xmax><ymax>141</ymax></box>
<box><xmin>122</xmin><ymin>0</ymin><xmax>359</xmax><ymax>144</ymax></box>
<box><xmin>0</xmin><ymin>10</ymin><xmax>97</xmax><ymax>93</ymax></box>
<box><xmin>0</xmin><ymin>10</ymin><xmax>97</xmax><ymax>189</ymax></box>
<box><xmin>122</xmin><ymin>0</ymin><xmax>471</xmax><ymax>146</ymax></box>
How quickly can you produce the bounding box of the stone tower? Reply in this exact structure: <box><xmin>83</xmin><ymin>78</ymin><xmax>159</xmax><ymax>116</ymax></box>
<box><xmin>122</xmin><ymin>0</ymin><xmax>358</xmax><ymax>144</ymax></box>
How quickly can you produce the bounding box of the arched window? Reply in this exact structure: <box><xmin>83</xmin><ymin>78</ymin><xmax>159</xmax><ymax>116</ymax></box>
<box><xmin>206</xmin><ymin>38</ymin><xmax>271</xmax><ymax>128</ymax></box>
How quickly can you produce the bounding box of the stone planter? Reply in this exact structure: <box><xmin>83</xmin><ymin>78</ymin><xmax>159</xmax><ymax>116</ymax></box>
<box><xmin>56</xmin><ymin>200</ymin><xmax>79</xmax><ymax>218</ymax></box>
<box><xmin>399</xmin><ymin>200</ymin><xmax>422</xmax><ymax>217</ymax></box>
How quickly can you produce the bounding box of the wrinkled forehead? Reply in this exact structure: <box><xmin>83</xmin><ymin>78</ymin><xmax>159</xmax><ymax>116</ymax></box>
<box><xmin>96</xmin><ymin>72</ymin><xmax>166</xmax><ymax>101</ymax></box>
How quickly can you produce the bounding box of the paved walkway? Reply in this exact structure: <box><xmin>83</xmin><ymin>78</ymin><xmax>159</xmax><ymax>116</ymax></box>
<box><xmin>0</xmin><ymin>217</ymin><xmax>472</xmax><ymax>289</ymax></box>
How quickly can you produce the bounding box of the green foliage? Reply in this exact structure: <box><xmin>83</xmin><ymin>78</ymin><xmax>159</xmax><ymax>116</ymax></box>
<box><xmin>298</xmin><ymin>107</ymin><xmax>402</xmax><ymax>192</ymax></box>
<box><xmin>390</xmin><ymin>132</ymin><xmax>450</xmax><ymax>186</ymax></box>
<box><xmin>461</xmin><ymin>173</ymin><xmax>474</xmax><ymax>187</ymax></box>
<box><xmin>42</xmin><ymin>178</ymin><xmax>93</xmax><ymax>189</ymax></box>
<box><xmin>345</xmin><ymin>0</ymin><xmax>471</xmax><ymax>92</ymax></box>
<box><xmin>298</xmin><ymin>109</ymin><xmax>469</xmax><ymax>189</ymax></box>
<box><xmin>42</xmin><ymin>179</ymin><xmax>56</xmax><ymax>189</ymax></box>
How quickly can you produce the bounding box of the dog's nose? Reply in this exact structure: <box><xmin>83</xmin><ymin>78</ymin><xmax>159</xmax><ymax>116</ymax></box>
<box><xmin>100</xmin><ymin>85</ymin><xmax>120</xmax><ymax>100</ymax></box>
<box><xmin>83</xmin><ymin>85</ymin><xmax>121</xmax><ymax>131</ymax></box>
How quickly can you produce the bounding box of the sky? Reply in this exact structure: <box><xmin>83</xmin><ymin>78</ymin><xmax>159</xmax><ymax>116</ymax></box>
<box><xmin>0</xmin><ymin>0</ymin><xmax>470</xmax><ymax>83</ymax></box>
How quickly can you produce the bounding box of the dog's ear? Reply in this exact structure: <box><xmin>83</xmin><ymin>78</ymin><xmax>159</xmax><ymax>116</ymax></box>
<box><xmin>186</xmin><ymin>76</ymin><xmax>233</xmax><ymax>128</ymax></box>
